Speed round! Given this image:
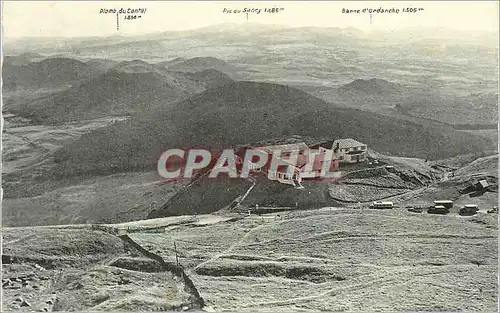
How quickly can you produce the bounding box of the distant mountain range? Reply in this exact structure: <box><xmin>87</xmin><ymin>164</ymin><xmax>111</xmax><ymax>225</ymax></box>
<box><xmin>50</xmin><ymin>81</ymin><xmax>491</xmax><ymax>178</ymax></box>
<box><xmin>6</xmin><ymin>57</ymin><xmax>236</xmax><ymax>123</ymax></box>
<box><xmin>5</xmin><ymin>54</ymin><xmax>496</xmax><ymax>128</ymax></box>
<box><xmin>301</xmin><ymin>77</ymin><xmax>498</xmax><ymax>127</ymax></box>
<box><xmin>4</xmin><ymin>23</ymin><xmax>496</xmax><ymax>56</ymax></box>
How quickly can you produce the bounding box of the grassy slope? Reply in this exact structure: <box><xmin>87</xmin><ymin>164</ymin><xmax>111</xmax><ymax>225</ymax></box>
<box><xmin>130</xmin><ymin>208</ymin><xmax>498</xmax><ymax>312</ymax></box>
<box><xmin>2</xmin><ymin>172</ymin><xmax>181</xmax><ymax>227</ymax></box>
<box><xmin>2</xmin><ymin>227</ymin><xmax>195</xmax><ymax>311</ymax></box>
<box><xmin>149</xmin><ymin>177</ymin><xmax>254</xmax><ymax>218</ymax></box>
<box><xmin>150</xmin><ymin>175</ymin><xmax>338</xmax><ymax>219</ymax></box>
<box><xmin>51</xmin><ymin>81</ymin><xmax>491</xmax><ymax>179</ymax></box>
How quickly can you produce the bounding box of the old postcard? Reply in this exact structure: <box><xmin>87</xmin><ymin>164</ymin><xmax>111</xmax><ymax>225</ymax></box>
<box><xmin>1</xmin><ymin>1</ymin><xmax>498</xmax><ymax>312</ymax></box>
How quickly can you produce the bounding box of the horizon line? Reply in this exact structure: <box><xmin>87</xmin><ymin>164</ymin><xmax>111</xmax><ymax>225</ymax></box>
<box><xmin>3</xmin><ymin>21</ymin><xmax>497</xmax><ymax>41</ymax></box>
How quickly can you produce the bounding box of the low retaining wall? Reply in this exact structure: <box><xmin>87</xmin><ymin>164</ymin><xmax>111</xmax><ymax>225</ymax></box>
<box><xmin>118</xmin><ymin>234</ymin><xmax>205</xmax><ymax>309</ymax></box>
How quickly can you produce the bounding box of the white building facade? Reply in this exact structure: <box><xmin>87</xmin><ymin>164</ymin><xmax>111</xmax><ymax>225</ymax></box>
<box><xmin>332</xmin><ymin>138</ymin><xmax>367</xmax><ymax>164</ymax></box>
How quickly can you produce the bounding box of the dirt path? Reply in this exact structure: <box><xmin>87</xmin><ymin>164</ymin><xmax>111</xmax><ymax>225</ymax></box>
<box><xmin>241</xmin><ymin>265</ymin><xmax>476</xmax><ymax>308</ymax></box>
<box><xmin>381</xmin><ymin>185</ymin><xmax>431</xmax><ymax>203</ymax></box>
<box><xmin>191</xmin><ymin>218</ymin><xmax>288</xmax><ymax>272</ymax></box>
<box><xmin>3</xmin><ymin>233</ymin><xmax>37</xmax><ymax>246</ymax></box>
<box><xmin>3</xmin><ymin>130</ymin><xmax>52</xmax><ymax>154</ymax></box>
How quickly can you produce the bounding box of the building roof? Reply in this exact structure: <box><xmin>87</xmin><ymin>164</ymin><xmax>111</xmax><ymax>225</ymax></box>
<box><xmin>309</xmin><ymin>140</ymin><xmax>334</xmax><ymax>150</ymax></box>
<box><xmin>373</xmin><ymin>201</ymin><xmax>393</xmax><ymax>205</ymax></box>
<box><xmin>256</xmin><ymin>142</ymin><xmax>309</xmax><ymax>154</ymax></box>
<box><xmin>248</xmin><ymin>136</ymin><xmax>325</xmax><ymax>148</ymax></box>
<box><xmin>434</xmin><ymin>200</ymin><xmax>453</xmax><ymax>204</ymax></box>
<box><xmin>333</xmin><ymin>138</ymin><xmax>366</xmax><ymax>149</ymax></box>
<box><xmin>478</xmin><ymin>180</ymin><xmax>489</xmax><ymax>188</ymax></box>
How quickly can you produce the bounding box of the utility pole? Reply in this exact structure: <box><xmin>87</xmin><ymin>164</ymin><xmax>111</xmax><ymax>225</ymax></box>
<box><xmin>174</xmin><ymin>241</ymin><xmax>179</xmax><ymax>267</ymax></box>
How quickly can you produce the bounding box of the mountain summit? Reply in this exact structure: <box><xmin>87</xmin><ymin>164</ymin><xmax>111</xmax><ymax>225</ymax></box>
<box><xmin>338</xmin><ymin>78</ymin><xmax>402</xmax><ymax>95</ymax></box>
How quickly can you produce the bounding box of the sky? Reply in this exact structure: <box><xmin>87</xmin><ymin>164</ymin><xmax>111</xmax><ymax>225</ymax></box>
<box><xmin>2</xmin><ymin>1</ymin><xmax>498</xmax><ymax>38</ymax></box>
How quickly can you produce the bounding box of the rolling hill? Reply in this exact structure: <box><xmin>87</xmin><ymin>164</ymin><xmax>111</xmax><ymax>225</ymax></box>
<box><xmin>13</xmin><ymin>70</ymin><xmax>185</xmax><ymax>123</ymax></box>
<box><xmin>2</xmin><ymin>57</ymin><xmax>100</xmax><ymax>90</ymax></box>
<box><xmin>182</xmin><ymin>69</ymin><xmax>235</xmax><ymax>89</ymax></box>
<box><xmin>337</xmin><ymin>78</ymin><xmax>403</xmax><ymax>96</ymax></box>
<box><xmin>333</xmin><ymin>78</ymin><xmax>434</xmax><ymax>108</ymax></box>
<box><xmin>50</xmin><ymin>81</ymin><xmax>492</xmax><ymax>178</ymax></box>
<box><xmin>112</xmin><ymin>59</ymin><xmax>160</xmax><ymax>73</ymax></box>
<box><xmin>305</xmin><ymin>78</ymin><xmax>499</xmax><ymax>127</ymax></box>
<box><xmin>85</xmin><ymin>58</ymin><xmax>120</xmax><ymax>71</ymax></box>
<box><xmin>166</xmin><ymin>57</ymin><xmax>238</xmax><ymax>74</ymax></box>
<box><xmin>155</xmin><ymin>57</ymin><xmax>187</xmax><ymax>68</ymax></box>
<box><xmin>3</xmin><ymin>52</ymin><xmax>45</xmax><ymax>66</ymax></box>
<box><xmin>10</xmin><ymin>61</ymin><xmax>235</xmax><ymax>124</ymax></box>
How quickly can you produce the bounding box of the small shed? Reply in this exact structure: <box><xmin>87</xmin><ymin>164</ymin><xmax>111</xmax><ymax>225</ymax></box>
<box><xmin>476</xmin><ymin>180</ymin><xmax>489</xmax><ymax>189</ymax></box>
